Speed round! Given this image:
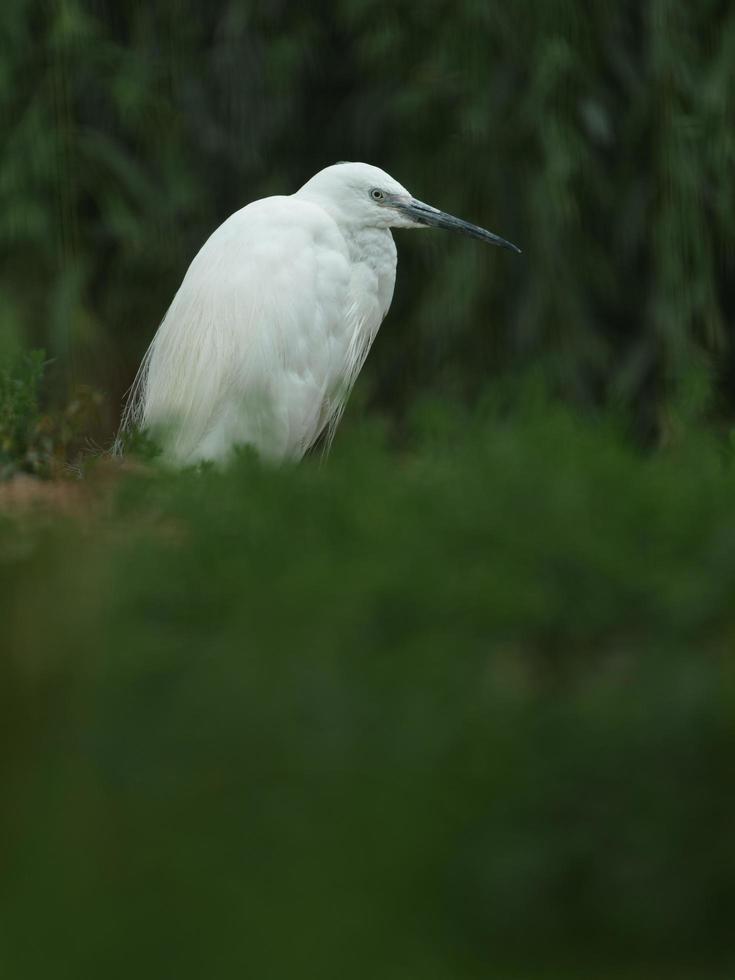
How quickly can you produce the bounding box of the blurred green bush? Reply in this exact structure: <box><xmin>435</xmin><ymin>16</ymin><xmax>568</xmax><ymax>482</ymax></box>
<box><xmin>1</xmin><ymin>1</ymin><xmax>733</xmax><ymax>434</ymax></box>
<box><xmin>2</xmin><ymin>395</ymin><xmax>735</xmax><ymax>978</ymax></box>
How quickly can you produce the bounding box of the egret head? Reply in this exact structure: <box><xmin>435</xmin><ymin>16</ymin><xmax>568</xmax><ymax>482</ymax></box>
<box><xmin>296</xmin><ymin>161</ymin><xmax>521</xmax><ymax>253</ymax></box>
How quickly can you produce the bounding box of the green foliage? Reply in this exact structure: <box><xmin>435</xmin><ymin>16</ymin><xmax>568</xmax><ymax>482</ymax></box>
<box><xmin>0</xmin><ymin>348</ymin><xmax>105</xmax><ymax>478</ymax></box>
<box><xmin>0</xmin><ymin>1</ymin><xmax>733</xmax><ymax>431</ymax></box>
<box><xmin>2</xmin><ymin>397</ymin><xmax>735</xmax><ymax>979</ymax></box>
<box><xmin>0</xmin><ymin>349</ymin><xmax>46</xmax><ymax>476</ymax></box>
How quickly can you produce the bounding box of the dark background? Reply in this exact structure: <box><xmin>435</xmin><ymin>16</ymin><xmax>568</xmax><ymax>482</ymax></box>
<box><xmin>2</xmin><ymin>0</ymin><xmax>734</xmax><ymax>437</ymax></box>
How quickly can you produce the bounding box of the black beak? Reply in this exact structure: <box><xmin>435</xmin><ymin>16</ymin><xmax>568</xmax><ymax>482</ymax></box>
<box><xmin>395</xmin><ymin>198</ymin><xmax>521</xmax><ymax>254</ymax></box>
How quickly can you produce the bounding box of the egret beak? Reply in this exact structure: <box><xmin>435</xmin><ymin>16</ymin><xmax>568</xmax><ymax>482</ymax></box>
<box><xmin>395</xmin><ymin>198</ymin><xmax>522</xmax><ymax>254</ymax></box>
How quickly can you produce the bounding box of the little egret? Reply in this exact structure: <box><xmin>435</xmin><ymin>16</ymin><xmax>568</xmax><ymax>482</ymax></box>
<box><xmin>121</xmin><ymin>162</ymin><xmax>520</xmax><ymax>464</ymax></box>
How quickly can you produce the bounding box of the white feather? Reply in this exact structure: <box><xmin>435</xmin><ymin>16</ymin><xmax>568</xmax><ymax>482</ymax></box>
<box><xmin>121</xmin><ymin>169</ymin><xmax>399</xmax><ymax>464</ymax></box>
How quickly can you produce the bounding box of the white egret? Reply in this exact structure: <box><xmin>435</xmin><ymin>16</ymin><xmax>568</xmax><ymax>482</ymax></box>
<box><xmin>121</xmin><ymin>162</ymin><xmax>520</xmax><ymax>464</ymax></box>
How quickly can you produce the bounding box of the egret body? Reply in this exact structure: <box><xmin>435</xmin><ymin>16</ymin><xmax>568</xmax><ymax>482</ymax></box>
<box><xmin>122</xmin><ymin>162</ymin><xmax>519</xmax><ymax>464</ymax></box>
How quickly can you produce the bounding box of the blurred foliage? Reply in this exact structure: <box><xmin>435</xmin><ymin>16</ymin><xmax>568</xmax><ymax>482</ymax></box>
<box><xmin>0</xmin><ymin>347</ymin><xmax>103</xmax><ymax>478</ymax></box>
<box><xmin>0</xmin><ymin>349</ymin><xmax>46</xmax><ymax>476</ymax></box>
<box><xmin>0</xmin><ymin>0</ymin><xmax>733</xmax><ymax>434</ymax></box>
<box><xmin>3</xmin><ymin>395</ymin><xmax>735</xmax><ymax>978</ymax></box>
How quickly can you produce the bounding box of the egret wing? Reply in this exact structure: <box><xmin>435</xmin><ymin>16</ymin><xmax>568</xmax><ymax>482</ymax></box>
<box><xmin>125</xmin><ymin>197</ymin><xmax>357</xmax><ymax>462</ymax></box>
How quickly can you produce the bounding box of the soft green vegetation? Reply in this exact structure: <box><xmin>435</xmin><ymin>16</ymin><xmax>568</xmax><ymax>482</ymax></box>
<box><xmin>2</xmin><ymin>389</ymin><xmax>735</xmax><ymax>979</ymax></box>
<box><xmin>1</xmin><ymin>1</ymin><xmax>734</xmax><ymax>429</ymax></box>
<box><xmin>0</xmin><ymin>349</ymin><xmax>103</xmax><ymax>478</ymax></box>
<box><xmin>0</xmin><ymin>349</ymin><xmax>47</xmax><ymax>477</ymax></box>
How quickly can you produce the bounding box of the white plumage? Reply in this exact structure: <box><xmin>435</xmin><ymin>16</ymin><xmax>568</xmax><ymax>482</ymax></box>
<box><xmin>121</xmin><ymin>162</ymin><xmax>519</xmax><ymax>464</ymax></box>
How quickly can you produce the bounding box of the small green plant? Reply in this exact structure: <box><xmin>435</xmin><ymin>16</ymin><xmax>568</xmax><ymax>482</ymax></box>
<box><xmin>0</xmin><ymin>349</ymin><xmax>48</xmax><ymax>479</ymax></box>
<box><xmin>0</xmin><ymin>349</ymin><xmax>104</xmax><ymax>479</ymax></box>
<box><xmin>113</xmin><ymin>423</ymin><xmax>163</xmax><ymax>463</ymax></box>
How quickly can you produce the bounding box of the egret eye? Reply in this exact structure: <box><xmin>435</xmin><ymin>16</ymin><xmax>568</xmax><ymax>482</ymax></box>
<box><xmin>370</xmin><ymin>188</ymin><xmax>384</xmax><ymax>202</ymax></box>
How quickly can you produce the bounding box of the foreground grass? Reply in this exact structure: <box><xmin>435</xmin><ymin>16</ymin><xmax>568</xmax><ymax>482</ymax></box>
<box><xmin>2</xmin><ymin>396</ymin><xmax>735</xmax><ymax>979</ymax></box>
